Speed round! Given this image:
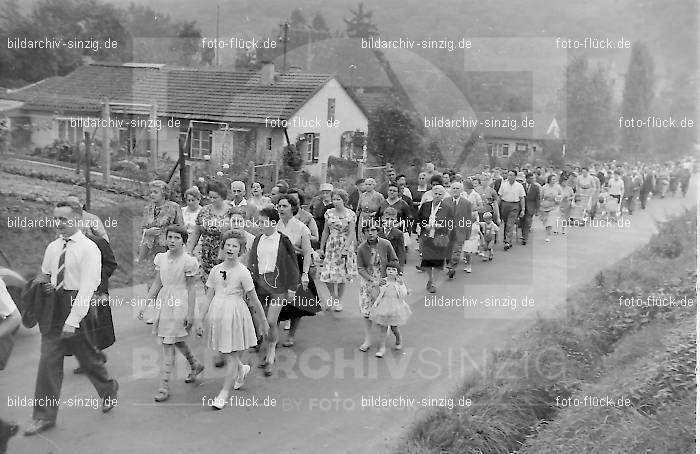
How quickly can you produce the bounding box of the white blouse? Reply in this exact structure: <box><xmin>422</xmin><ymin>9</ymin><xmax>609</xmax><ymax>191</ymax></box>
<box><xmin>276</xmin><ymin>216</ymin><xmax>310</xmax><ymax>252</ymax></box>
<box><xmin>257</xmin><ymin>231</ymin><xmax>281</xmax><ymax>274</ymax></box>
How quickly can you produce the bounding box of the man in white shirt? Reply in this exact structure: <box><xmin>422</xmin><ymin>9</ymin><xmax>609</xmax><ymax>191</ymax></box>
<box><xmin>230</xmin><ymin>180</ymin><xmax>248</xmax><ymax>207</ymax></box>
<box><xmin>607</xmin><ymin>171</ymin><xmax>625</xmax><ymax>215</ymax></box>
<box><xmin>0</xmin><ymin>277</ymin><xmax>20</xmax><ymax>451</ymax></box>
<box><xmin>498</xmin><ymin>170</ymin><xmax>525</xmax><ymax>250</ymax></box>
<box><xmin>24</xmin><ymin>200</ymin><xmax>118</xmax><ymax>436</ymax></box>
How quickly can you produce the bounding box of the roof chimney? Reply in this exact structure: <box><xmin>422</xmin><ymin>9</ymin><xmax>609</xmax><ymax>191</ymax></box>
<box><xmin>260</xmin><ymin>61</ymin><xmax>275</xmax><ymax>85</ymax></box>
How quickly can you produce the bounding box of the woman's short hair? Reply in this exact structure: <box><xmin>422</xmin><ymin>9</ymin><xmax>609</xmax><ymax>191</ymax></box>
<box><xmin>429</xmin><ymin>174</ymin><xmax>443</xmax><ymax>186</ymax></box>
<box><xmin>220</xmin><ymin>229</ymin><xmax>248</xmax><ymax>256</ymax></box>
<box><xmin>184</xmin><ymin>186</ymin><xmax>202</xmax><ymax>200</ymax></box>
<box><xmin>148</xmin><ymin>180</ymin><xmax>168</xmax><ymax>193</ymax></box>
<box><xmin>274</xmin><ymin>194</ymin><xmax>299</xmax><ymax>213</ymax></box>
<box><xmin>259</xmin><ymin>206</ymin><xmax>280</xmax><ymax>222</ymax></box>
<box><xmin>165</xmin><ymin>224</ymin><xmax>189</xmax><ymax>244</ymax></box>
<box><xmin>547</xmin><ymin>174</ymin><xmax>558</xmax><ymax>184</ymax></box>
<box><xmin>252</xmin><ymin>181</ymin><xmax>265</xmax><ymax>189</ymax></box>
<box><xmin>276</xmin><ymin>180</ymin><xmax>290</xmax><ymax>191</ymax></box>
<box><xmin>287</xmin><ymin>188</ymin><xmax>305</xmax><ymax>206</ymax></box>
<box><xmin>331</xmin><ymin>188</ymin><xmax>349</xmax><ymax>205</ymax></box>
<box><xmin>206</xmin><ymin>181</ymin><xmax>228</xmax><ymax>199</ymax></box>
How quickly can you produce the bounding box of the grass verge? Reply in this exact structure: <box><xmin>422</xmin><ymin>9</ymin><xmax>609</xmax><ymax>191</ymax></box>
<box><xmin>398</xmin><ymin>208</ymin><xmax>697</xmax><ymax>454</ymax></box>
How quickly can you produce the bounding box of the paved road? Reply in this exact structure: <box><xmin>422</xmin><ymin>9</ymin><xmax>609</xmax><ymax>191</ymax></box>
<box><xmin>1</xmin><ymin>182</ymin><xmax>696</xmax><ymax>454</ymax></box>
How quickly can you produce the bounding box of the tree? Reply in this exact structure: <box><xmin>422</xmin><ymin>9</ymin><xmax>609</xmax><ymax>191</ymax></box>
<box><xmin>290</xmin><ymin>8</ymin><xmax>306</xmax><ymax>28</ymax></box>
<box><xmin>620</xmin><ymin>41</ymin><xmax>655</xmax><ymax>158</ymax></box>
<box><xmin>311</xmin><ymin>12</ymin><xmax>329</xmax><ymax>33</ymax></box>
<box><xmin>177</xmin><ymin>20</ymin><xmax>203</xmax><ymax>66</ymax></box>
<box><xmin>657</xmin><ymin>73</ymin><xmax>696</xmax><ymax>159</ymax></box>
<box><xmin>344</xmin><ymin>2</ymin><xmax>378</xmax><ymax>39</ymax></box>
<box><xmin>562</xmin><ymin>56</ymin><xmax>615</xmax><ymax>159</ymax></box>
<box><xmin>367</xmin><ymin>104</ymin><xmax>424</xmax><ymax>168</ymax></box>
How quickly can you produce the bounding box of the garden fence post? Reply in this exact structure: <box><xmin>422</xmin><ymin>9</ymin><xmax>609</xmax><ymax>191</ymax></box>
<box><xmin>149</xmin><ymin>104</ymin><xmax>158</xmax><ymax>173</ymax></box>
<box><xmin>101</xmin><ymin>99</ymin><xmax>111</xmax><ymax>184</ymax></box>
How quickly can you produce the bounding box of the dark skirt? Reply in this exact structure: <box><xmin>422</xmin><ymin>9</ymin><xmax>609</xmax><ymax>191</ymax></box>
<box><xmin>279</xmin><ymin>254</ymin><xmax>322</xmax><ymax>321</ymax></box>
<box><xmin>419</xmin><ymin>235</ymin><xmax>449</xmax><ymax>269</ymax></box>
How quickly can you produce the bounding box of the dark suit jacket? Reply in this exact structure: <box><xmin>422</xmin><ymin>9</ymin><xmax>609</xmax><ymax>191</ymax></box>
<box><xmin>523</xmin><ymin>182</ymin><xmax>541</xmax><ymax>215</ymax></box>
<box><xmin>86</xmin><ymin>234</ymin><xmax>117</xmax><ymax>295</ymax></box>
<box><xmin>248</xmin><ymin>233</ymin><xmax>300</xmax><ymax>293</ymax></box>
<box><xmin>21</xmin><ymin>278</ymin><xmax>115</xmax><ymax>350</ymax></box>
<box><xmin>443</xmin><ymin>197</ymin><xmax>473</xmax><ymax>243</ymax></box>
<box><xmin>348</xmin><ymin>188</ymin><xmax>360</xmax><ymax>212</ymax></box>
<box><xmin>378</xmin><ymin>227</ymin><xmax>405</xmax><ymax>269</ymax></box>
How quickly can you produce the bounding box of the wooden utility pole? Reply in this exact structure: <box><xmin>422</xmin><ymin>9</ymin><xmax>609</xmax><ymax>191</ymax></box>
<box><xmin>149</xmin><ymin>104</ymin><xmax>158</xmax><ymax>172</ymax></box>
<box><xmin>280</xmin><ymin>22</ymin><xmax>290</xmax><ymax>72</ymax></box>
<box><xmin>84</xmin><ymin>131</ymin><xmax>92</xmax><ymax>211</ymax></box>
<box><xmin>101</xmin><ymin>99</ymin><xmax>111</xmax><ymax>184</ymax></box>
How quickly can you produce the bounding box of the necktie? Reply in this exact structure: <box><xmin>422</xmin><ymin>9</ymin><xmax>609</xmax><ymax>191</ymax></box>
<box><xmin>56</xmin><ymin>238</ymin><xmax>70</xmax><ymax>290</ymax></box>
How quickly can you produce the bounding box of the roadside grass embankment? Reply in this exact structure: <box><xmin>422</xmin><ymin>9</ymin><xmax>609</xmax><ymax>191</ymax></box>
<box><xmin>399</xmin><ymin>209</ymin><xmax>697</xmax><ymax>454</ymax></box>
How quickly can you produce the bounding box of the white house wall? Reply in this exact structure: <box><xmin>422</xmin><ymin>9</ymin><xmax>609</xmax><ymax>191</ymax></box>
<box><xmin>286</xmin><ymin>78</ymin><xmax>368</xmax><ymax>178</ymax></box>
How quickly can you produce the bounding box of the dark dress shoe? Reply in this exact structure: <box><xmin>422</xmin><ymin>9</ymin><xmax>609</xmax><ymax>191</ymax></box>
<box><xmin>102</xmin><ymin>380</ymin><xmax>118</xmax><ymax>413</ymax></box>
<box><xmin>263</xmin><ymin>363</ymin><xmax>273</xmax><ymax>377</ymax></box>
<box><xmin>23</xmin><ymin>419</ymin><xmax>55</xmax><ymax>436</ymax></box>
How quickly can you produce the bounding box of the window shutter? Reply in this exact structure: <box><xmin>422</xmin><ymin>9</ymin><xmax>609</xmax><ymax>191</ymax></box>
<box><xmin>312</xmin><ymin>133</ymin><xmax>320</xmax><ymax>163</ymax></box>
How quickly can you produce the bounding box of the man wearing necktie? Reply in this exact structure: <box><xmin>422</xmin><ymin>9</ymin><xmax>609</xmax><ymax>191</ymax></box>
<box><xmin>24</xmin><ymin>200</ymin><xmax>118</xmax><ymax>436</ymax></box>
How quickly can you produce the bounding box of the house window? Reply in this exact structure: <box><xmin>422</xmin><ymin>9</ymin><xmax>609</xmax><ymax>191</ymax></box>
<box><xmin>266</xmin><ymin>137</ymin><xmax>272</xmax><ymax>152</ymax></box>
<box><xmin>516</xmin><ymin>143</ymin><xmax>528</xmax><ymax>152</ymax></box>
<box><xmin>500</xmin><ymin>144</ymin><xmax>509</xmax><ymax>158</ymax></box>
<box><xmin>327</xmin><ymin>98</ymin><xmax>336</xmax><ymax>123</ymax></box>
<box><xmin>304</xmin><ymin>132</ymin><xmax>319</xmax><ymax>163</ymax></box>
<box><xmin>55</xmin><ymin>119</ymin><xmax>84</xmax><ymax>144</ymax></box>
<box><xmin>190</xmin><ymin>129</ymin><xmax>211</xmax><ymax>158</ymax></box>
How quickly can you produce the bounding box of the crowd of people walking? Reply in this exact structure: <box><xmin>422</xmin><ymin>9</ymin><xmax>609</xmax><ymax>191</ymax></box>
<box><xmin>0</xmin><ymin>156</ymin><xmax>693</xmax><ymax>439</ymax></box>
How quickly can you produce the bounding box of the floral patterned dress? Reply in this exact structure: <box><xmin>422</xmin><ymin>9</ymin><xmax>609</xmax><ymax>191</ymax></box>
<box><xmin>320</xmin><ymin>209</ymin><xmax>358</xmax><ymax>283</ymax></box>
<box><xmin>195</xmin><ymin>204</ymin><xmax>233</xmax><ymax>284</ymax></box>
<box><xmin>356</xmin><ymin>191</ymin><xmax>387</xmax><ymax>243</ymax></box>
<box><xmin>358</xmin><ymin>245</ymin><xmax>382</xmax><ymax>318</ymax></box>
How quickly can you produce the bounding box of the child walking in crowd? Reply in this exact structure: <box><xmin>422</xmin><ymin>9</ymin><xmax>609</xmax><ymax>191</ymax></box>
<box><xmin>462</xmin><ymin>212</ymin><xmax>481</xmax><ymax>273</ymax></box>
<box><xmin>479</xmin><ymin>212</ymin><xmax>498</xmax><ymax>261</ymax></box>
<box><xmin>196</xmin><ymin>230</ymin><xmax>269</xmax><ymax>410</ymax></box>
<box><xmin>138</xmin><ymin>225</ymin><xmax>203</xmax><ymax>402</ymax></box>
<box><xmin>368</xmin><ymin>261</ymin><xmax>411</xmax><ymax>358</ymax></box>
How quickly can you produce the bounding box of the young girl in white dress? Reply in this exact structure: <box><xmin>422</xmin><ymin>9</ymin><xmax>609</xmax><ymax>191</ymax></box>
<box><xmin>368</xmin><ymin>261</ymin><xmax>411</xmax><ymax>358</ymax></box>
<box><xmin>462</xmin><ymin>212</ymin><xmax>482</xmax><ymax>273</ymax></box>
<box><xmin>196</xmin><ymin>230</ymin><xmax>269</xmax><ymax>410</ymax></box>
<box><xmin>138</xmin><ymin>225</ymin><xmax>203</xmax><ymax>402</ymax></box>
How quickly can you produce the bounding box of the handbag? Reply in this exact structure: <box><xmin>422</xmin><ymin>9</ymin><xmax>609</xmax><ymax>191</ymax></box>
<box><xmin>433</xmin><ymin>233</ymin><xmax>450</xmax><ymax>248</ymax></box>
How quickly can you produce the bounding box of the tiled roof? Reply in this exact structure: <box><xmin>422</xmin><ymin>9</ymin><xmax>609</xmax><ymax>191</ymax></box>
<box><xmin>4</xmin><ymin>64</ymin><xmax>335</xmax><ymax>123</ymax></box>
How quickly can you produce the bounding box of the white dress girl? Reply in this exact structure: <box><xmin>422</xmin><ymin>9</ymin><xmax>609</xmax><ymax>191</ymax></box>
<box><xmin>204</xmin><ymin>262</ymin><xmax>258</xmax><ymax>353</ymax></box>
